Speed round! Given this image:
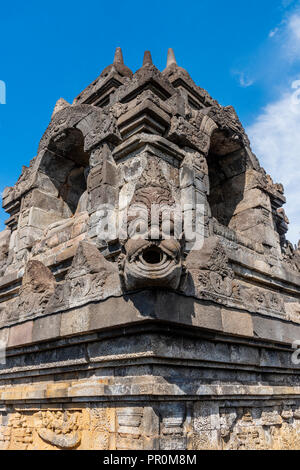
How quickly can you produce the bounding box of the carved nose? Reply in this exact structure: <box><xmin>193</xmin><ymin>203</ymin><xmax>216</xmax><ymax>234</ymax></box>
<box><xmin>142</xmin><ymin>247</ymin><xmax>163</xmax><ymax>265</ymax></box>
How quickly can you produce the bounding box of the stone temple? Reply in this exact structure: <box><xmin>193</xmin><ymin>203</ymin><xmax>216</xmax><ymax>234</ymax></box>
<box><xmin>0</xmin><ymin>48</ymin><xmax>300</xmax><ymax>451</ymax></box>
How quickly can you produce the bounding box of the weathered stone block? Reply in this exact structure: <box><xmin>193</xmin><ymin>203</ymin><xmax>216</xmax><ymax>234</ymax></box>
<box><xmin>32</xmin><ymin>313</ymin><xmax>61</xmax><ymax>342</ymax></box>
<box><xmin>222</xmin><ymin>309</ymin><xmax>253</xmax><ymax>337</ymax></box>
<box><xmin>60</xmin><ymin>307</ymin><xmax>89</xmax><ymax>336</ymax></box>
<box><xmin>8</xmin><ymin>321</ymin><xmax>33</xmax><ymax>348</ymax></box>
<box><xmin>233</xmin><ymin>188</ymin><xmax>272</xmax><ymax>215</ymax></box>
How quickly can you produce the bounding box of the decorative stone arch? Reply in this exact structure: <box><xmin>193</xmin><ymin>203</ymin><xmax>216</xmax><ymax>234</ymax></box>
<box><xmin>38</xmin><ymin>128</ymin><xmax>90</xmax><ymax>217</ymax></box>
<box><xmin>37</xmin><ymin>104</ymin><xmax>121</xmax><ymax>155</ymax></box>
<box><xmin>203</xmin><ymin>108</ymin><xmax>252</xmax><ymax>229</ymax></box>
<box><xmin>34</xmin><ymin>104</ymin><xmax>121</xmax><ymax>217</ymax></box>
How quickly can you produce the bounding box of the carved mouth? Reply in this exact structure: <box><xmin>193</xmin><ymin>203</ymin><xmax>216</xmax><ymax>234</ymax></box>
<box><xmin>129</xmin><ymin>242</ymin><xmax>177</xmax><ymax>273</ymax></box>
<box><xmin>123</xmin><ymin>239</ymin><xmax>182</xmax><ymax>290</ymax></box>
<box><xmin>140</xmin><ymin>247</ymin><xmax>165</xmax><ymax>266</ymax></box>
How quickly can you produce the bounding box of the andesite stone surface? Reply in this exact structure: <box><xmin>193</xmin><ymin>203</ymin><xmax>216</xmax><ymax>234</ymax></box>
<box><xmin>0</xmin><ymin>48</ymin><xmax>300</xmax><ymax>450</ymax></box>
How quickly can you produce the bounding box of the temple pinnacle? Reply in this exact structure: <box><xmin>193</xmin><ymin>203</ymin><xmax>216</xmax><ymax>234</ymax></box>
<box><xmin>166</xmin><ymin>48</ymin><xmax>177</xmax><ymax>68</ymax></box>
<box><xmin>98</xmin><ymin>46</ymin><xmax>133</xmax><ymax>79</ymax></box>
<box><xmin>143</xmin><ymin>50</ymin><xmax>153</xmax><ymax>66</ymax></box>
<box><xmin>113</xmin><ymin>47</ymin><xmax>124</xmax><ymax>65</ymax></box>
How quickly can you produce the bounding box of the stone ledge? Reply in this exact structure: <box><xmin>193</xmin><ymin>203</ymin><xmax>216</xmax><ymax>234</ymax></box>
<box><xmin>229</xmin><ymin>246</ymin><xmax>300</xmax><ymax>289</ymax></box>
<box><xmin>1</xmin><ymin>290</ymin><xmax>299</xmax><ymax>350</ymax></box>
<box><xmin>112</xmin><ymin>132</ymin><xmax>186</xmax><ymax>161</ymax></box>
<box><xmin>1</xmin><ymin>378</ymin><xmax>300</xmax><ymax>404</ymax></box>
<box><xmin>0</xmin><ymin>314</ymin><xmax>299</xmax><ymax>387</ymax></box>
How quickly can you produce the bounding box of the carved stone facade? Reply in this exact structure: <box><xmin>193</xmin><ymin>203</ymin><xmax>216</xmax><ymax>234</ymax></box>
<box><xmin>1</xmin><ymin>402</ymin><xmax>300</xmax><ymax>450</ymax></box>
<box><xmin>0</xmin><ymin>48</ymin><xmax>299</xmax><ymax>450</ymax></box>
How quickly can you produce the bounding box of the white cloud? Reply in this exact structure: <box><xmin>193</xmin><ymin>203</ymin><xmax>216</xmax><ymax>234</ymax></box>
<box><xmin>245</xmin><ymin>8</ymin><xmax>300</xmax><ymax>245</ymax></box>
<box><xmin>233</xmin><ymin>71</ymin><xmax>255</xmax><ymax>88</ymax></box>
<box><xmin>239</xmin><ymin>74</ymin><xmax>254</xmax><ymax>88</ymax></box>
<box><xmin>247</xmin><ymin>83</ymin><xmax>300</xmax><ymax>244</ymax></box>
<box><xmin>289</xmin><ymin>12</ymin><xmax>300</xmax><ymax>39</ymax></box>
<box><xmin>282</xmin><ymin>12</ymin><xmax>300</xmax><ymax>60</ymax></box>
<box><xmin>269</xmin><ymin>27</ymin><xmax>279</xmax><ymax>38</ymax></box>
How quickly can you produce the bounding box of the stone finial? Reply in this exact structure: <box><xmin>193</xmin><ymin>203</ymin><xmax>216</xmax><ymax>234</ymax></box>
<box><xmin>99</xmin><ymin>47</ymin><xmax>133</xmax><ymax>78</ymax></box>
<box><xmin>166</xmin><ymin>48</ymin><xmax>177</xmax><ymax>68</ymax></box>
<box><xmin>51</xmin><ymin>98</ymin><xmax>70</xmax><ymax>118</ymax></box>
<box><xmin>114</xmin><ymin>47</ymin><xmax>124</xmax><ymax>65</ymax></box>
<box><xmin>143</xmin><ymin>50</ymin><xmax>153</xmax><ymax>67</ymax></box>
<box><xmin>163</xmin><ymin>48</ymin><xmax>189</xmax><ymax>78</ymax></box>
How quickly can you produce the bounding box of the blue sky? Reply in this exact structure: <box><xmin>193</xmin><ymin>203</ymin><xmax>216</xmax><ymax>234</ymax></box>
<box><xmin>0</xmin><ymin>0</ymin><xmax>299</xmax><ymax>243</ymax></box>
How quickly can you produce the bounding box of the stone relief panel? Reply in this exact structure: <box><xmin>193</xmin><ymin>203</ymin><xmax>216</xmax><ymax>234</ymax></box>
<box><xmin>184</xmin><ymin>236</ymin><xmax>235</xmax><ymax>300</ymax></box>
<box><xmin>47</xmin><ymin>241</ymin><xmax>121</xmax><ymax>313</ymax></box>
<box><xmin>2</xmin><ymin>401</ymin><xmax>300</xmax><ymax>450</ymax></box>
<box><xmin>183</xmin><ymin>236</ymin><xmax>292</xmax><ymax>322</ymax></box>
<box><xmin>35</xmin><ymin>410</ymin><xmax>82</xmax><ymax>450</ymax></box>
<box><xmin>0</xmin><ymin>260</ymin><xmax>56</xmax><ymax>327</ymax></box>
<box><xmin>219</xmin><ymin>405</ymin><xmax>300</xmax><ymax>450</ymax></box>
<box><xmin>191</xmin><ymin>401</ymin><xmax>300</xmax><ymax>450</ymax></box>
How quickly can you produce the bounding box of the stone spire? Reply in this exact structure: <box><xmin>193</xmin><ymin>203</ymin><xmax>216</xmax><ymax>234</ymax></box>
<box><xmin>166</xmin><ymin>48</ymin><xmax>177</xmax><ymax>68</ymax></box>
<box><xmin>113</xmin><ymin>47</ymin><xmax>124</xmax><ymax>65</ymax></box>
<box><xmin>163</xmin><ymin>48</ymin><xmax>189</xmax><ymax>78</ymax></box>
<box><xmin>99</xmin><ymin>47</ymin><xmax>133</xmax><ymax>78</ymax></box>
<box><xmin>142</xmin><ymin>50</ymin><xmax>153</xmax><ymax>67</ymax></box>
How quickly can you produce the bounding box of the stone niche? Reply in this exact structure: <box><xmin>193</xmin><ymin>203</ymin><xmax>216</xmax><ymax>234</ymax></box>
<box><xmin>0</xmin><ymin>48</ymin><xmax>299</xmax><ymax>450</ymax></box>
